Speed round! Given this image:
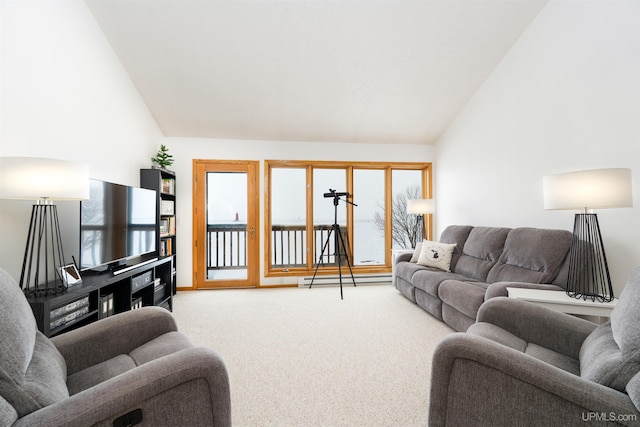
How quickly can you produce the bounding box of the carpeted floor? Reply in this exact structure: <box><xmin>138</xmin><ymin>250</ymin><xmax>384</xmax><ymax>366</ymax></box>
<box><xmin>172</xmin><ymin>284</ymin><xmax>454</xmax><ymax>426</ymax></box>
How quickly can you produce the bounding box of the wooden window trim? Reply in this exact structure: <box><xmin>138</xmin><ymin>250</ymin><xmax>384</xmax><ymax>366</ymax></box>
<box><xmin>264</xmin><ymin>160</ymin><xmax>432</xmax><ymax>278</ymax></box>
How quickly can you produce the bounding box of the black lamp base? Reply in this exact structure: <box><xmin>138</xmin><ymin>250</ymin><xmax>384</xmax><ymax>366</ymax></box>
<box><xmin>20</xmin><ymin>203</ymin><xmax>67</xmax><ymax>296</ymax></box>
<box><xmin>566</xmin><ymin>213</ymin><xmax>614</xmax><ymax>302</ymax></box>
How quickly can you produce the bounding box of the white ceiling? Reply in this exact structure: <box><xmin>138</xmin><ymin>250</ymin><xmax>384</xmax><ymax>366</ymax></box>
<box><xmin>86</xmin><ymin>0</ymin><xmax>548</xmax><ymax>145</ymax></box>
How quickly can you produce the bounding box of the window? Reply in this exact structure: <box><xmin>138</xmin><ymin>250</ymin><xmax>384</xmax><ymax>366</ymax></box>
<box><xmin>391</xmin><ymin>169</ymin><xmax>424</xmax><ymax>249</ymax></box>
<box><xmin>353</xmin><ymin>169</ymin><xmax>385</xmax><ymax>265</ymax></box>
<box><xmin>265</xmin><ymin>160</ymin><xmax>431</xmax><ymax>277</ymax></box>
<box><xmin>271</xmin><ymin>168</ymin><xmax>307</xmax><ymax>268</ymax></box>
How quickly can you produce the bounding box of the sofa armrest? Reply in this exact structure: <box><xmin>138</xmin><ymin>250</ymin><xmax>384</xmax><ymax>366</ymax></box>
<box><xmin>429</xmin><ymin>334</ymin><xmax>639</xmax><ymax>427</ymax></box>
<box><xmin>395</xmin><ymin>252</ymin><xmax>414</xmax><ymax>264</ymax></box>
<box><xmin>51</xmin><ymin>306</ymin><xmax>179</xmax><ymax>375</ymax></box>
<box><xmin>15</xmin><ymin>347</ymin><xmax>231</xmax><ymax>427</ymax></box>
<box><xmin>474</xmin><ymin>297</ymin><xmax>597</xmax><ymax>359</ymax></box>
<box><xmin>485</xmin><ymin>281</ymin><xmax>564</xmax><ymax>300</ymax></box>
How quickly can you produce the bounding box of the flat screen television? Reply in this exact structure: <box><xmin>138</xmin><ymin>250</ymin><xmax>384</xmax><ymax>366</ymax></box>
<box><xmin>80</xmin><ymin>179</ymin><xmax>157</xmax><ymax>272</ymax></box>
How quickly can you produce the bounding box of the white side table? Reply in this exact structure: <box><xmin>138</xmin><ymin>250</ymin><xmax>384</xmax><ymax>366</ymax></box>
<box><xmin>391</xmin><ymin>249</ymin><xmax>414</xmax><ymax>287</ymax></box>
<box><xmin>507</xmin><ymin>288</ymin><xmax>617</xmax><ymax>319</ymax></box>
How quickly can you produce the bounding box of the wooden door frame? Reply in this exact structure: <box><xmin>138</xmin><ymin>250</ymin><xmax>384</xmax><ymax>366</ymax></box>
<box><xmin>192</xmin><ymin>159</ymin><xmax>260</xmax><ymax>289</ymax></box>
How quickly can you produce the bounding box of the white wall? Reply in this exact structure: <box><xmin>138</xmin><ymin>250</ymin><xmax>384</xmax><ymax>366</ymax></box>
<box><xmin>5</xmin><ymin>0</ymin><xmax>637</xmax><ymax>296</ymax></box>
<box><xmin>0</xmin><ymin>0</ymin><xmax>162</xmax><ymax>280</ymax></box>
<box><xmin>435</xmin><ymin>0</ymin><xmax>640</xmax><ymax>294</ymax></box>
<box><xmin>164</xmin><ymin>137</ymin><xmax>434</xmax><ymax>287</ymax></box>
<box><xmin>0</xmin><ymin>1</ymin><xmax>435</xmax><ymax>287</ymax></box>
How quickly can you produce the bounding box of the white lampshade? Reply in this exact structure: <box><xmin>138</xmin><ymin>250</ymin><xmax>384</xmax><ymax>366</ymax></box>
<box><xmin>0</xmin><ymin>157</ymin><xmax>90</xmax><ymax>201</ymax></box>
<box><xmin>407</xmin><ymin>199</ymin><xmax>434</xmax><ymax>214</ymax></box>
<box><xmin>543</xmin><ymin>168</ymin><xmax>633</xmax><ymax>210</ymax></box>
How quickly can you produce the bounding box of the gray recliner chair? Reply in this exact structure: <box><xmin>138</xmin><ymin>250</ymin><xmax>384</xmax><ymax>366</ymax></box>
<box><xmin>429</xmin><ymin>266</ymin><xmax>640</xmax><ymax>426</ymax></box>
<box><xmin>0</xmin><ymin>268</ymin><xmax>231</xmax><ymax>426</ymax></box>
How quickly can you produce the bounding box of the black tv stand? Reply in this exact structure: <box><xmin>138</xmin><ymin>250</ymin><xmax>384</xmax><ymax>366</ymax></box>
<box><xmin>27</xmin><ymin>257</ymin><xmax>174</xmax><ymax>337</ymax></box>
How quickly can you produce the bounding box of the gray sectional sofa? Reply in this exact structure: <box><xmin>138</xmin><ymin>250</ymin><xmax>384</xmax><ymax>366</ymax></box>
<box><xmin>394</xmin><ymin>225</ymin><xmax>573</xmax><ymax>331</ymax></box>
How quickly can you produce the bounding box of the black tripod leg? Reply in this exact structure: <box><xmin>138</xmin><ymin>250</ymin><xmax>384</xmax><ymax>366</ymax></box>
<box><xmin>336</xmin><ymin>228</ymin><xmax>356</xmax><ymax>288</ymax></box>
<box><xmin>337</xmin><ymin>254</ymin><xmax>343</xmax><ymax>300</ymax></box>
<box><xmin>333</xmin><ymin>224</ymin><xmax>345</xmax><ymax>299</ymax></box>
<box><xmin>309</xmin><ymin>228</ymin><xmax>333</xmax><ymax>289</ymax></box>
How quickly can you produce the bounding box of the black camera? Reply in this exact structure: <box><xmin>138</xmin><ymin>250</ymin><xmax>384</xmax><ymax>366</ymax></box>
<box><xmin>323</xmin><ymin>189</ymin><xmax>350</xmax><ymax>198</ymax></box>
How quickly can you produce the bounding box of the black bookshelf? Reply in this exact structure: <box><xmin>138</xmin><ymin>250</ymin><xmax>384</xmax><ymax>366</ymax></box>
<box><xmin>141</xmin><ymin>168</ymin><xmax>177</xmax><ymax>295</ymax></box>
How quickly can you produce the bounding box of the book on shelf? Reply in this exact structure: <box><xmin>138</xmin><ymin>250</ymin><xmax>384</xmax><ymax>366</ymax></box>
<box><xmin>160</xmin><ymin>238</ymin><xmax>173</xmax><ymax>256</ymax></box>
<box><xmin>161</xmin><ymin>178</ymin><xmax>175</xmax><ymax>195</ymax></box>
<box><xmin>160</xmin><ymin>218</ymin><xmax>169</xmax><ymax>235</ymax></box>
<box><xmin>100</xmin><ymin>294</ymin><xmax>114</xmax><ymax>319</ymax></box>
<box><xmin>160</xmin><ymin>217</ymin><xmax>176</xmax><ymax>237</ymax></box>
<box><xmin>160</xmin><ymin>200</ymin><xmax>175</xmax><ymax>215</ymax></box>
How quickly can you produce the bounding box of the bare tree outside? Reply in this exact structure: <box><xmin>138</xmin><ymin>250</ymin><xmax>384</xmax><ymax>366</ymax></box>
<box><xmin>374</xmin><ymin>184</ymin><xmax>422</xmax><ymax>249</ymax></box>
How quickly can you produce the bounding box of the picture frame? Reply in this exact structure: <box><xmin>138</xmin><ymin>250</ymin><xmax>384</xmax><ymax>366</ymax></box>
<box><xmin>57</xmin><ymin>263</ymin><xmax>82</xmax><ymax>287</ymax></box>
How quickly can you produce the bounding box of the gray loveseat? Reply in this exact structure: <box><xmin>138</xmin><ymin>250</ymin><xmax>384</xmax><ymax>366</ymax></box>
<box><xmin>0</xmin><ymin>268</ymin><xmax>231</xmax><ymax>426</ymax></box>
<box><xmin>429</xmin><ymin>266</ymin><xmax>640</xmax><ymax>426</ymax></box>
<box><xmin>394</xmin><ymin>225</ymin><xmax>572</xmax><ymax>331</ymax></box>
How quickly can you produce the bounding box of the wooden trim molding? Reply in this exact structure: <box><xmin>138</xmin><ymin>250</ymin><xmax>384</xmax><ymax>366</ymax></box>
<box><xmin>264</xmin><ymin>160</ymin><xmax>432</xmax><ymax>278</ymax></box>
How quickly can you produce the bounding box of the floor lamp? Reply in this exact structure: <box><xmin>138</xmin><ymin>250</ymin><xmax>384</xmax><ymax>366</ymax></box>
<box><xmin>543</xmin><ymin>168</ymin><xmax>633</xmax><ymax>302</ymax></box>
<box><xmin>407</xmin><ymin>199</ymin><xmax>434</xmax><ymax>244</ymax></box>
<box><xmin>0</xmin><ymin>157</ymin><xmax>89</xmax><ymax>296</ymax></box>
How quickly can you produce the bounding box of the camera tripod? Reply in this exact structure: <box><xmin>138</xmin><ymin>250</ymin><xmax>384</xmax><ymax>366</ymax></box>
<box><xmin>309</xmin><ymin>189</ymin><xmax>357</xmax><ymax>299</ymax></box>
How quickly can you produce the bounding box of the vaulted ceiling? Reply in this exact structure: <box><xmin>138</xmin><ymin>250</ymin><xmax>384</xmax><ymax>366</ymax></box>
<box><xmin>86</xmin><ymin>0</ymin><xmax>548</xmax><ymax>145</ymax></box>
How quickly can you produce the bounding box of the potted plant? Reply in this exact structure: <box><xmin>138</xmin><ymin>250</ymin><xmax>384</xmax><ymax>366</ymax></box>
<box><xmin>151</xmin><ymin>144</ymin><xmax>174</xmax><ymax>169</ymax></box>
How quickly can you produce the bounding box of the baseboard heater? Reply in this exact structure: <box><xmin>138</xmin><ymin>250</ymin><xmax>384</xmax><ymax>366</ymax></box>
<box><xmin>298</xmin><ymin>273</ymin><xmax>392</xmax><ymax>287</ymax></box>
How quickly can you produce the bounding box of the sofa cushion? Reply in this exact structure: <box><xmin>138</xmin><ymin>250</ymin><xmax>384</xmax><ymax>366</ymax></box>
<box><xmin>67</xmin><ymin>331</ymin><xmax>193</xmax><ymax>396</ymax></box>
<box><xmin>453</xmin><ymin>227</ymin><xmax>510</xmax><ymax>281</ymax></box>
<box><xmin>0</xmin><ymin>395</ymin><xmax>17</xmax><ymax>427</ymax></box>
<box><xmin>129</xmin><ymin>331</ymin><xmax>193</xmax><ymax>365</ymax></box>
<box><xmin>0</xmin><ymin>269</ymin><xmax>69</xmax><ymax>417</ymax></box>
<box><xmin>438</xmin><ymin>280</ymin><xmax>489</xmax><ymax>320</ymax></box>
<box><xmin>469</xmin><ymin>323</ymin><xmax>580</xmax><ymax>375</ymax></box>
<box><xmin>66</xmin><ymin>354</ymin><xmax>136</xmax><ymax>396</ymax></box>
<box><xmin>467</xmin><ymin>322</ymin><xmax>527</xmax><ymax>352</ymax></box>
<box><xmin>396</xmin><ymin>261</ymin><xmax>430</xmax><ymax>283</ymax></box>
<box><xmin>525</xmin><ymin>343</ymin><xmax>580</xmax><ymax>375</ymax></box>
<box><xmin>409</xmin><ymin>241</ymin><xmax>423</xmax><ymax>263</ymax></box>
<box><xmin>396</xmin><ymin>277</ymin><xmax>416</xmax><ymax>302</ymax></box>
<box><xmin>411</xmin><ymin>269</ymin><xmax>475</xmax><ymax>297</ymax></box>
<box><xmin>610</xmin><ymin>267</ymin><xmax>640</xmax><ymax>358</ymax></box>
<box><xmin>0</xmin><ymin>270</ymin><xmax>37</xmax><ymax>397</ymax></box>
<box><xmin>486</xmin><ymin>228</ymin><xmax>572</xmax><ymax>284</ymax></box>
<box><xmin>580</xmin><ymin>266</ymin><xmax>640</xmax><ymax>391</ymax></box>
<box><xmin>439</xmin><ymin>225</ymin><xmax>473</xmax><ymax>271</ymax></box>
<box><xmin>414</xmin><ymin>288</ymin><xmax>444</xmax><ymax>319</ymax></box>
<box><xmin>417</xmin><ymin>240</ymin><xmax>457</xmax><ymax>272</ymax></box>
<box><xmin>627</xmin><ymin>371</ymin><xmax>640</xmax><ymax>412</ymax></box>
<box><xmin>579</xmin><ymin>323</ymin><xmax>629</xmax><ymax>390</ymax></box>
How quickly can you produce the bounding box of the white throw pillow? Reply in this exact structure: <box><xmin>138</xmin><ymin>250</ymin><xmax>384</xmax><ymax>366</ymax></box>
<box><xmin>409</xmin><ymin>241</ymin><xmax>423</xmax><ymax>263</ymax></box>
<box><xmin>417</xmin><ymin>240</ymin><xmax>457</xmax><ymax>272</ymax></box>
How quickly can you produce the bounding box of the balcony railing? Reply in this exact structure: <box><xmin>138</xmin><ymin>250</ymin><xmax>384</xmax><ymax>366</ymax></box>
<box><xmin>207</xmin><ymin>224</ymin><xmax>247</xmax><ymax>270</ymax></box>
<box><xmin>206</xmin><ymin>224</ymin><xmax>349</xmax><ymax>272</ymax></box>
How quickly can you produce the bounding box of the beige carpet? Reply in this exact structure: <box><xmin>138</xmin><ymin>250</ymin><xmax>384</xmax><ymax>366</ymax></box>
<box><xmin>172</xmin><ymin>284</ymin><xmax>454</xmax><ymax>426</ymax></box>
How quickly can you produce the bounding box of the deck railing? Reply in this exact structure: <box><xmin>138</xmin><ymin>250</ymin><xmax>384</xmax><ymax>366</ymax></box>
<box><xmin>206</xmin><ymin>224</ymin><xmax>247</xmax><ymax>270</ymax></box>
<box><xmin>206</xmin><ymin>224</ymin><xmax>349</xmax><ymax>271</ymax></box>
